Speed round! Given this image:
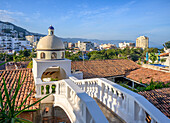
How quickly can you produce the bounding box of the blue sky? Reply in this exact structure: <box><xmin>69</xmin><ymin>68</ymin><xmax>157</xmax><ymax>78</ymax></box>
<box><xmin>0</xmin><ymin>0</ymin><xmax>170</xmax><ymax>46</ymax></box>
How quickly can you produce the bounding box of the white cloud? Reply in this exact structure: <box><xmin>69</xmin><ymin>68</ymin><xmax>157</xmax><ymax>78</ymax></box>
<box><xmin>113</xmin><ymin>1</ymin><xmax>136</xmax><ymax>15</ymax></box>
<box><xmin>0</xmin><ymin>10</ymin><xmax>24</xmax><ymax>16</ymax></box>
<box><xmin>0</xmin><ymin>9</ymin><xmax>24</xmax><ymax>22</ymax></box>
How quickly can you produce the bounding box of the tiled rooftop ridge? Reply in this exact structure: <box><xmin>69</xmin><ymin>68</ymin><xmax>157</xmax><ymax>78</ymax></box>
<box><xmin>71</xmin><ymin>59</ymin><xmax>140</xmax><ymax>78</ymax></box>
<box><xmin>0</xmin><ymin>68</ymin><xmax>38</xmax><ymax>110</ymax></box>
<box><xmin>126</xmin><ymin>67</ymin><xmax>170</xmax><ymax>84</ymax></box>
<box><xmin>138</xmin><ymin>88</ymin><xmax>170</xmax><ymax>118</ymax></box>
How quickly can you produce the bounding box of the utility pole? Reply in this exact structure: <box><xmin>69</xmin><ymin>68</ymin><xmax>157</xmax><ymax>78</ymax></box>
<box><xmin>82</xmin><ymin>50</ymin><xmax>84</xmax><ymax>65</ymax></box>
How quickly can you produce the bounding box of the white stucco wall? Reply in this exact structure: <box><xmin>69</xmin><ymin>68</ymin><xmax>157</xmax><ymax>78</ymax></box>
<box><xmin>33</xmin><ymin>58</ymin><xmax>71</xmax><ymax>81</ymax></box>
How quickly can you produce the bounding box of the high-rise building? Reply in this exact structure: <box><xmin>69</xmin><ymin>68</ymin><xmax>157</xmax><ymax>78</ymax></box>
<box><xmin>136</xmin><ymin>36</ymin><xmax>149</xmax><ymax>49</ymax></box>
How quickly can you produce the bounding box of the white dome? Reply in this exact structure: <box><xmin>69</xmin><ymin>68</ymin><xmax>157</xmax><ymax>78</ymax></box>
<box><xmin>37</xmin><ymin>35</ymin><xmax>65</xmax><ymax>50</ymax></box>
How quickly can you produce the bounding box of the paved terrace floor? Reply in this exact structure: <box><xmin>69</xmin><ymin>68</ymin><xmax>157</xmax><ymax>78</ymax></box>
<box><xmin>94</xmin><ymin>98</ymin><xmax>125</xmax><ymax>123</ymax></box>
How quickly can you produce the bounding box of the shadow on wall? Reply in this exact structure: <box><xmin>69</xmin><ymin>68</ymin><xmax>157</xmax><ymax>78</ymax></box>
<box><xmin>41</xmin><ymin>66</ymin><xmax>67</xmax><ymax>82</ymax></box>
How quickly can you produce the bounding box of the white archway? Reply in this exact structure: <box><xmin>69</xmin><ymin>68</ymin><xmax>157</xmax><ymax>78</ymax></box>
<box><xmin>32</xmin><ymin>58</ymin><xmax>71</xmax><ymax>79</ymax></box>
<box><xmin>41</xmin><ymin>66</ymin><xmax>67</xmax><ymax>82</ymax></box>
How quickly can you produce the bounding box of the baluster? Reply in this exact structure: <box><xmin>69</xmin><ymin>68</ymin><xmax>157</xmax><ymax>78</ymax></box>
<box><xmin>117</xmin><ymin>92</ymin><xmax>122</xmax><ymax>110</ymax></box>
<box><xmin>107</xmin><ymin>87</ymin><xmax>113</xmax><ymax>108</ymax></box>
<box><xmin>91</xmin><ymin>82</ymin><xmax>95</xmax><ymax>97</ymax></box>
<box><xmin>56</xmin><ymin>83</ymin><xmax>59</xmax><ymax>95</ymax></box>
<box><xmin>138</xmin><ymin>107</ymin><xmax>145</xmax><ymax>123</ymax></box>
<box><xmin>112</xmin><ymin>90</ymin><xmax>117</xmax><ymax>112</ymax></box>
<box><xmin>88</xmin><ymin>82</ymin><xmax>91</xmax><ymax>96</ymax></box>
<box><xmin>49</xmin><ymin>85</ymin><xmax>52</xmax><ymax>93</ymax></box>
<box><xmin>99</xmin><ymin>84</ymin><xmax>104</xmax><ymax>102</ymax></box>
<box><xmin>86</xmin><ymin>82</ymin><xmax>89</xmax><ymax>95</ymax></box>
<box><xmin>66</xmin><ymin>86</ymin><xmax>69</xmax><ymax>98</ymax></box>
<box><xmin>103</xmin><ymin>86</ymin><xmax>108</xmax><ymax>105</ymax></box>
<box><xmin>44</xmin><ymin>85</ymin><xmax>46</xmax><ymax>94</ymax></box>
<box><xmin>81</xmin><ymin>82</ymin><xmax>84</xmax><ymax>91</ymax></box>
<box><xmin>89</xmin><ymin>82</ymin><xmax>92</xmax><ymax>96</ymax></box>
<box><xmin>94</xmin><ymin>82</ymin><xmax>98</xmax><ymax>98</ymax></box>
<box><xmin>75</xmin><ymin>95</ymin><xmax>80</xmax><ymax>109</ymax></box>
<box><xmin>84</xmin><ymin>82</ymin><xmax>87</xmax><ymax>92</ymax></box>
<box><xmin>72</xmin><ymin>92</ymin><xmax>76</xmax><ymax>105</ymax></box>
<box><xmin>79</xmin><ymin>83</ymin><xmax>82</xmax><ymax>89</ymax></box>
<box><xmin>122</xmin><ymin>94</ymin><xmax>126</xmax><ymax>112</ymax></box>
<box><xmin>70</xmin><ymin>90</ymin><xmax>74</xmax><ymax>102</ymax></box>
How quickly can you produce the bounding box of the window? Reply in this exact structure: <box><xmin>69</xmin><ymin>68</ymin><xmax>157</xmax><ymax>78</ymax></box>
<box><xmin>51</xmin><ymin>52</ymin><xmax>57</xmax><ymax>59</ymax></box>
<box><xmin>50</xmin><ymin>31</ymin><xmax>53</xmax><ymax>35</ymax></box>
<box><xmin>61</xmin><ymin>52</ymin><xmax>65</xmax><ymax>59</ymax></box>
<box><xmin>41</xmin><ymin>52</ymin><xmax>45</xmax><ymax>59</ymax></box>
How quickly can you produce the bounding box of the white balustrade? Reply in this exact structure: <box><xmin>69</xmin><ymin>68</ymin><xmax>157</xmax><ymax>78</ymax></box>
<box><xmin>35</xmin><ymin>78</ymin><xmax>108</xmax><ymax>123</ymax></box>
<box><xmin>70</xmin><ymin>77</ymin><xmax>170</xmax><ymax>123</ymax></box>
<box><xmin>107</xmin><ymin>86</ymin><xmax>113</xmax><ymax>108</ymax></box>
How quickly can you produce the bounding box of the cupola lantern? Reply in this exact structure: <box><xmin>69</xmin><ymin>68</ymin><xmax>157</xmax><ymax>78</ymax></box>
<box><xmin>36</xmin><ymin>26</ymin><xmax>65</xmax><ymax>60</ymax></box>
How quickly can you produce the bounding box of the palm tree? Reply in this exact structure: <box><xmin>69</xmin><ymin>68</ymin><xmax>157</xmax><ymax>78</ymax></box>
<box><xmin>149</xmin><ymin>53</ymin><xmax>157</xmax><ymax>64</ymax></box>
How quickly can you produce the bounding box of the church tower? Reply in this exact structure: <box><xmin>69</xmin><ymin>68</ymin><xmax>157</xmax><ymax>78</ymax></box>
<box><xmin>32</xmin><ymin>26</ymin><xmax>71</xmax><ymax>83</ymax></box>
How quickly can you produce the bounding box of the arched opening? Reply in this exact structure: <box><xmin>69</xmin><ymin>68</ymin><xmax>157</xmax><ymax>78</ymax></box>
<box><xmin>41</xmin><ymin>66</ymin><xmax>67</xmax><ymax>82</ymax></box>
<box><xmin>50</xmin><ymin>31</ymin><xmax>54</xmax><ymax>35</ymax></box>
<box><xmin>41</xmin><ymin>52</ymin><xmax>45</xmax><ymax>59</ymax></box>
<box><xmin>42</xmin><ymin>106</ymin><xmax>71</xmax><ymax>123</ymax></box>
<box><xmin>51</xmin><ymin>52</ymin><xmax>57</xmax><ymax>59</ymax></box>
<box><xmin>61</xmin><ymin>52</ymin><xmax>65</xmax><ymax>59</ymax></box>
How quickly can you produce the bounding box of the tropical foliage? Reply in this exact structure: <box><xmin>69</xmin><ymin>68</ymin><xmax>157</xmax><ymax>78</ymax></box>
<box><xmin>149</xmin><ymin>53</ymin><xmax>157</xmax><ymax>64</ymax></box>
<box><xmin>0</xmin><ymin>49</ymin><xmax>36</xmax><ymax>63</ymax></box>
<box><xmin>163</xmin><ymin>41</ymin><xmax>170</xmax><ymax>49</ymax></box>
<box><xmin>0</xmin><ymin>74</ymin><xmax>50</xmax><ymax>123</ymax></box>
<box><xmin>66</xmin><ymin>47</ymin><xmax>161</xmax><ymax>62</ymax></box>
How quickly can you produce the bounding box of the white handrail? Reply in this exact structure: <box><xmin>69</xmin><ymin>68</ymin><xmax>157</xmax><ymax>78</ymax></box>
<box><xmin>70</xmin><ymin>76</ymin><xmax>170</xmax><ymax>123</ymax></box>
<box><xmin>35</xmin><ymin>78</ymin><xmax>108</xmax><ymax>123</ymax></box>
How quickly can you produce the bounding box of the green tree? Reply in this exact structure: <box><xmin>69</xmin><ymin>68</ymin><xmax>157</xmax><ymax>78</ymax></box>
<box><xmin>89</xmin><ymin>54</ymin><xmax>105</xmax><ymax>60</ymax></box>
<box><xmin>163</xmin><ymin>41</ymin><xmax>170</xmax><ymax>49</ymax></box>
<box><xmin>160</xmin><ymin>58</ymin><xmax>166</xmax><ymax>63</ymax></box>
<box><xmin>69</xmin><ymin>54</ymin><xmax>81</xmax><ymax>61</ymax></box>
<box><xmin>149</xmin><ymin>53</ymin><xmax>157</xmax><ymax>64</ymax></box>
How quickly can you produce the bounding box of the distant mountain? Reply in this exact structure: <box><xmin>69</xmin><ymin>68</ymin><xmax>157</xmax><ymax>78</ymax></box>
<box><xmin>0</xmin><ymin>21</ymin><xmax>162</xmax><ymax>48</ymax></box>
<box><xmin>0</xmin><ymin>20</ymin><xmax>45</xmax><ymax>37</ymax></box>
<box><xmin>60</xmin><ymin>37</ymin><xmax>135</xmax><ymax>47</ymax></box>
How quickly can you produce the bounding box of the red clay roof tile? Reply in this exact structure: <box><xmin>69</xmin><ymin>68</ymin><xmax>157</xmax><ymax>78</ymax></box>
<box><xmin>0</xmin><ymin>68</ymin><xmax>38</xmax><ymax>110</ymax></box>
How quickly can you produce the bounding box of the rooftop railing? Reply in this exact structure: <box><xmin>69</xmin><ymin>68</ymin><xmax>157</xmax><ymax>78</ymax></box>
<box><xmin>70</xmin><ymin>76</ymin><xmax>170</xmax><ymax>123</ymax></box>
<box><xmin>35</xmin><ymin>78</ymin><xmax>108</xmax><ymax>123</ymax></box>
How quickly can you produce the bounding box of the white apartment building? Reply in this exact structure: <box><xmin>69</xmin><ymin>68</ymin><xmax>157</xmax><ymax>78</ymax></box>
<box><xmin>78</xmin><ymin>41</ymin><xmax>94</xmax><ymax>51</ymax></box>
<box><xmin>25</xmin><ymin>35</ymin><xmax>40</xmax><ymax>44</ymax></box>
<box><xmin>99</xmin><ymin>43</ymin><xmax>117</xmax><ymax>50</ymax></box>
<box><xmin>119</xmin><ymin>42</ymin><xmax>135</xmax><ymax>49</ymax></box>
<box><xmin>25</xmin><ymin>35</ymin><xmax>41</xmax><ymax>48</ymax></box>
<box><xmin>0</xmin><ymin>36</ymin><xmax>32</xmax><ymax>53</ymax></box>
<box><xmin>136</xmin><ymin>36</ymin><xmax>149</xmax><ymax>49</ymax></box>
<box><xmin>0</xmin><ymin>22</ymin><xmax>14</xmax><ymax>32</ymax></box>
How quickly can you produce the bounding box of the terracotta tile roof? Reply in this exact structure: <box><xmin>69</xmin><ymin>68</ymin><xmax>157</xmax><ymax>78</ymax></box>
<box><xmin>0</xmin><ymin>68</ymin><xmax>38</xmax><ymax>110</ymax></box>
<box><xmin>138</xmin><ymin>88</ymin><xmax>170</xmax><ymax>118</ymax></box>
<box><xmin>126</xmin><ymin>68</ymin><xmax>170</xmax><ymax>84</ymax></box>
<box><xmin>71</xmin><ymin>59</ymin><xmax>140</xmax><ymax>79</ymax></box>
<box><xmin>159</xmin><ymin>53</ymin><xmax>169</xmax><ymax>57</ymax></box>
